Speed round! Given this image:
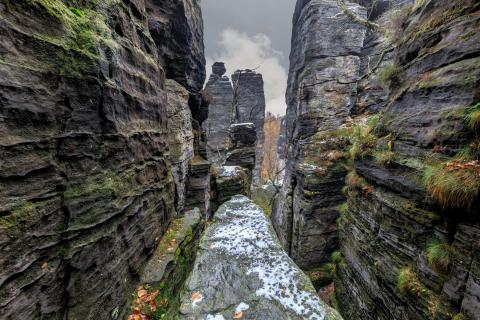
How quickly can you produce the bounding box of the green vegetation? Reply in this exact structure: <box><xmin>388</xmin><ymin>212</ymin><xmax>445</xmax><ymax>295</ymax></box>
<box><xmin>466</xmin><ymin>103</ymin><xmax>480</xmax><ymax>132</ymax></box>
<box><xmin>426</xmin><ymin>240</ymin><xmax>450</xmax><ymax>273</ymax></box>
<box><xmin>349</xmin><ymin>115</ymin><xmax>379</xmax><ymax>160</ymax></box>
<box><xmin>307</xmin><ymin>251</ymin><xmax>347</xmax><ymax>290</ymax></box>
<box><xmin>65</xmin><ymin>169</ymin><xmax>136</xmax><ymax>200</ymax></box>
<box><xmin>397</xmin><ymin>266</ymin><xmax>424</xmax><ymax>296</ymax></box>
<box><xmin>0</xmin><ymin>202</ymin><xmax>36</xmax><ymax>228</ymax></box>
<box><xmin>373</xmin><ymin>150</ymin><xmax>396</xmax><ymax>166</ymax></box>
<box><xmin>423</xmin><ymin>159</ymin><xmax>480</xmax><ymax>208</ymax></box>
<box><xmin>378</xmin><ymin>64</ymin><xmax>400</xmax><ymax>85</ymax></box>
<box><xmin>452</xmin><ymin>313</ymin><xmax>466</xmax><ymax>320</ymax></box>
<box><xmin>336</xmin><ymin>202</ymin><xmax>349</xmax><ymax>225</ymax></box>
<box><xmin>397</xmin><ymin>266</ymin><xmax>455</xmax><ymax>318</ymax></box>
<box><xmin>68</xmin><ymin>6</ymin><xmax>85</xmax><ymax>17</ymax></box>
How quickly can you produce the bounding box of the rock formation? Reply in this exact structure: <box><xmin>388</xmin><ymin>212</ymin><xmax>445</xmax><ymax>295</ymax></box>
<box><xmin>0</xmin><ymin>0</ymin><xmax>206</xmax><ymax>318</ymax></box>
<box><xmin>225</xmin><ymin>123</ymin><xmax>257</xmax><ymax>172</ymax></box>
<box><xmin>277</xmin><ymin>0</ymin><xmax>480</xmax><ymax>319</ymax></box>
<box><xmin>335</xmin><ymin>1</ymin><xmax>480</xmax><ymax>319</ymax></box>
<box><xmin>202</xmin><ymin>62</ymin><xmax>235</xmax><ymax>166</ymax></box>
<box><xmin>177</xmin><ymin>196</ymin><xmax>342</xmax><ymax>320</ymax></box>
<box><xmin>232</xmin><ymin>69</ymin><xmax>266</xmax><ymax>187</ymax></box>
<box><xmin>272</xmin><ymin>0</ymin><xmax>367</xmax><ymax>269</ymax></box>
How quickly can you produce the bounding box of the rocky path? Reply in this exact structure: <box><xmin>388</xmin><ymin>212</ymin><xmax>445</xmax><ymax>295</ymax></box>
<box><xmin>177</xmin><ymin>196</ymin><xmax>342</xmax><ymax>320</ymax></box>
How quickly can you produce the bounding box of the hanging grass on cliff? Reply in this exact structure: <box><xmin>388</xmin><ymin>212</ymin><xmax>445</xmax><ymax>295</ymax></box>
<box><xmin>423</xmin><ymin>159</ymin><xmax>480</xmax><ymax>208</ymax></box>
<box><xmin>426</xmin><ymin>240</ymin><xmax>450</xmax><ymax>273</ymax></box>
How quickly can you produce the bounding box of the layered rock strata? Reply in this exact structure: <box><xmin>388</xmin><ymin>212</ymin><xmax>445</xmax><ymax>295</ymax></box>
<box><xmin>0</xmin><ymin>0</ymin><xmax>206</xmax><ymax>319</ymax></box>
<box><xmin>225</xmin><ymin>123</ymin><xmax>257</xmax><ymax>173</ymax></box>
<box><xmin>232</xmin><ymin>70</ymin><xmax>266</xmax><ymax>187</ymax></box>
<box><xmin>177</xmin><ymin>196</ymin><xmax>342</xmax><ymax>320</ymax></box>
<box><xmin>202</xmin><ymin>62</ymin><xmax>235</xmax><ymax>166</ymax></box>
<box><xmin>335</xmin><ymin>1</ymin><xmax>480</xmax><ymax>319</ymax></box>
<box><xmin>272</xmin><ymin>0</ymin><xmax>367</xmax><ymax>269</ymax></box>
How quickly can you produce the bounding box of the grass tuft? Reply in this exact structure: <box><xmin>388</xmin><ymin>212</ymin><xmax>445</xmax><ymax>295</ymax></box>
<box><xmin>423</xmin><ymin>159</ymin><xmax>480</xmax><ymax>208</ymax></box>
<box><xmin>373</xmin><ymin>150</ymin><xmax>396</xmax><ymax>166</ymax></box>
<box><xmin>397</xmin><ymin>266</ymin><xmax>423</xmax><ymax>295</ymax></box>
<box><xmin>378</xmin><ymin>64</ymin><xmax>401</xmax><ymax>85</ymax></box>
<box><xmin>465</xmin><ymin>103</ymin><xmax>480</xmax><ymax>132</ymax></box>
<box><xmin>426</xmin><ymin>240</ymin><xmax>450</xmax><ymax>273</ymax></box>
<box><xmin>348</xmin><ymin>115</ymin><xmax>379</xmax><ymax>160</ymax></box>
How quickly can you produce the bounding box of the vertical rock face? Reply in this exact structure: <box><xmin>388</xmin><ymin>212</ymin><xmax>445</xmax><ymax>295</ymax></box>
<box><xmin>202</xmin><ymin>62</ymin><xmax>235</xmax><ymax>166</ymax></box>
<box><xmin>335</xmin><ymin>1</ymin><xmax>480</xmax><ymax>319</ymax></box>
<box><xmin>0</xmin><ymin>0</ymin><xmax>205</xmax><ymax>319</ymax></box>
<box><xmin>272</xmin><ymin>0</ymin><xmax>367</xmax><ymax>269</ymax></box>
<box><xmin>146</xmin><ymin>0</ymin><xmax>206</xmax><ymax>92</ymax></box>
<box><xmin>232</xmin><ymin>69</ymin><xmax>266</xmax><ymax>187</ymax></box>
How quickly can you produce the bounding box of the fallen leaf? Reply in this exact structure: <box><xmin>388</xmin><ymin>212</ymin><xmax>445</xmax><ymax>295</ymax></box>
<box><xmin>191</xmin><ymin>291</ymin><xmax>202</xmax><ymax>302</ymax></box>
<box><xmin>233</xmin><ymin>311</ymin><xmax>243</xmax><ymax>318</ymax></box>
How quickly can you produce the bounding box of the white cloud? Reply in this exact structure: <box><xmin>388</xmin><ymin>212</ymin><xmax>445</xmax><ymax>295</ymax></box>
<box><xmin>206</xmin><ymin>28</ymin><xmax>288</xmax><ymax>115</ymax></box>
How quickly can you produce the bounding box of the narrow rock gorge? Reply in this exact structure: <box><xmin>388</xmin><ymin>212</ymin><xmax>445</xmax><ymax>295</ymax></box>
<box><xmin>1</xmin><ymin>0</ymin><xmax>479</xmax><ymax>319</ymax></box>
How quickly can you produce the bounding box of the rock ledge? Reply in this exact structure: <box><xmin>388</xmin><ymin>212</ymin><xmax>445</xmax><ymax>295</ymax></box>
<box><xmin>178</xmin><ymin>196</ymin><xmax>342</xmax><ymax>320</ymax></box>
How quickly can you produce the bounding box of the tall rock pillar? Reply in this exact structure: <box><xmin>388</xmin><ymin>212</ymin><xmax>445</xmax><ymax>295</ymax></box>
<box><xmin>271</xmin><ymin>0</ymin><xmax>367</xmax><ymax>269</ymax></box>
<box><xmin>202</xmin><ymin>62</ymin><xmax>235</xmax><ymax>166</ymax></box>
<box><xmin>232</xmin><ymin>69</ymin><xmax>266</xmax><ymax>188</ymax></box>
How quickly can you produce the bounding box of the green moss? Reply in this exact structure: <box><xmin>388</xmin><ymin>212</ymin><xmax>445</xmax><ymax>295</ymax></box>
<box><xmin>378</xmin><ymin>64</ymin><xmax>401</xmax><ymax>85</ymax></box>
<box><xmin>65</xmin><ymin>169</ymin><xmax>136</xmax><ymax>200</ymax></box>
<box><xmin>336</xmin><ymin>202</ymin><xmax>349</xmax><ymax>225</ymax></box>
<box><xmin>68</xmin><ymin>6</ymin><xmax>84</xmax><ymax>17</ymax></box>
<box><xmin>0</xmin><ymin>202</ymin><xmax>36</xmax><ymax>228</ymax></box>
<box><xmin>426</xmin><ymin>240</ymin><xmax>450</xmax><ymax>273</ymax></box>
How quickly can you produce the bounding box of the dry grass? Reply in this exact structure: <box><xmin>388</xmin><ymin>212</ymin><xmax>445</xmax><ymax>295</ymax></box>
<box><xmin>423</xmin><ymin>159</ymin><xmax>480</xmax><ymax>208</ymax></box>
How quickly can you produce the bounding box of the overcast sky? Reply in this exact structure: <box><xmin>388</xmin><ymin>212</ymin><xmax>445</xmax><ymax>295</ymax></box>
<box><xmin>201</xmin><ymin>0</ymin><xmax>296</xmax><ymax>115</ymax></box>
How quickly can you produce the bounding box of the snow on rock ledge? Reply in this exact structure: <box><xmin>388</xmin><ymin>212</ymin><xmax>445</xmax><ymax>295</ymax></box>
<box><xmin>178</xmin><ymin>195</ymin><xmax>342</xmax><ymax>319</ymax></box>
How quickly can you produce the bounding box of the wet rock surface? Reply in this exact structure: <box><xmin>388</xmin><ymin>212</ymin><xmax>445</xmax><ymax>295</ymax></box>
<box><xmin>178</xmin><ymin>196</ymin><xmax>342</xmax><ymax>320</ymax></box>
<box><xmin>225</xmin><ymin>123</ymin><xmax>257</xmax><ymax>172</ymax></box>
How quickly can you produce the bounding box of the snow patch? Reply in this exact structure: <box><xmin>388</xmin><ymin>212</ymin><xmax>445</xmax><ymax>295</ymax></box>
<box><xmin>208</xmin><ymin>196</ymin><xmax>327</xmax><ymax>319</ymax></box>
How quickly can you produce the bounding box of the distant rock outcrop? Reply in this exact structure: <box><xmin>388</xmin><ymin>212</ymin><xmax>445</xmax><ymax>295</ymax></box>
<box><xmin>202</xmin><ymin>62</ymin><xmax>235</xmax><ymax>166</ymax></box>
<box><xmin>232</xmin><ymin>70</ymin><xmax>266</xmax><ymax>187</ymax></box>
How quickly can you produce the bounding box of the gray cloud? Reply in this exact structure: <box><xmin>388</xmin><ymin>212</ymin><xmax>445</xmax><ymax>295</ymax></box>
<box><xmin>202</xmin><ymin>0</ymin><xmax>295</xmax><ymax>115</ymax></box>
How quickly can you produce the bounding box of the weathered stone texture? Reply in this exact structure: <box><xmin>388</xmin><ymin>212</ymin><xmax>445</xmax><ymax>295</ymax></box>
<box><xmin>202</xmin><ymin>62</ymin><xmax>235</xmax><ymax>166</ymax></box>
<box><xmin>177</xmin><ymin>196</ymin><xmax>342</xmax><ymax>320</ymax></box>
<box><xmin>334</xmin><ymin>1</ymin><xmax>480</xmax><ymax>320</ymax></box>
<box><xmin>232</xmin><ymin>70</ymin><xmax>266</xmax><ymax>187</ymax></box>
<box><xmin>272</xmin><ymin>0</ymin><xmax>367</xmax><ymax>269</ymax></box>
<box><xmin>0</xmin><ymin>0</ymin><xmax>205</xmax><ymax>319</ymax></box>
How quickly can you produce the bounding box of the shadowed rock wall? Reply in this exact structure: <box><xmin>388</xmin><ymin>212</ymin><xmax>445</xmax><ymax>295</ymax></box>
<box><xmin>272</xmin><ymin>0</ymin><xmax>367</xmax><ymax>269</ymax></box>
<box><xmin>0</xmin><ymin>0</ymin><xmax>205</xmax><ymax>319</ymax></box>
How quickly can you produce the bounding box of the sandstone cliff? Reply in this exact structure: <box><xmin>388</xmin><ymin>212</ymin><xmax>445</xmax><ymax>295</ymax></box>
<box><xmin>272</xmin><ymin>0</ymin><xmax>367</xmax><ymax>269</ymax></box>
<box><xmin>0</xmin><ymin>0</ymin><xmax>206</xmax><ymax>319</ymax></box>
<box><xmin>336</xmin><ymin>1</ymin><xmax>480</xmax><ymax>319</ymax></box>
<box><xmin>277</xmin><ymin>0</ymin><xmax>480</xmax><ymax>319</ymax></box>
